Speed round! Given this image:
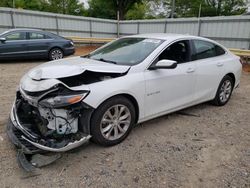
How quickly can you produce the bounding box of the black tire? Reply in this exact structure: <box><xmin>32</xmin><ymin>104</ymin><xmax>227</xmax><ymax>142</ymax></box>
<box><xmin>49</xmin><ymin>48</ymin><xmax>64</xmax><ymax>60</ymax></box>
<box><xmin>211</xmin><ymin>75</ymin><xmax>234</xmax><ymax>106</ymax></box>
<box><xmin>90</xmin><ymin>96</ymin><xmax>136</xmax><ymax>146</ymax></box>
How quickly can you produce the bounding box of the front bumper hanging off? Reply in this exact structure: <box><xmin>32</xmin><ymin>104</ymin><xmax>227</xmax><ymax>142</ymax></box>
<box><xmin>7</xmin><ymin>104</ymin><xmax>91</xmax><ymax>153</ymax></box>
<box><xmin>7</xmin><ymin>102</ymin><xmax>92</xmax><ymax>171</ymax></box>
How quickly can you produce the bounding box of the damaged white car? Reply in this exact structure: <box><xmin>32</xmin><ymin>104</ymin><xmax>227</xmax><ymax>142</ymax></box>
<box><xmin>7</xmin><ymin>34</ymin><xmax>242</xmax><ymax>169</ymax></box>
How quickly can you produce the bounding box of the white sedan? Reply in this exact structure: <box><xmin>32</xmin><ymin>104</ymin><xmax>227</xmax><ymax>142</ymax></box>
<box><xmin>7</xmin><ymin>33</ymin><xmax>242</xmax><ymax>154</ymax></box>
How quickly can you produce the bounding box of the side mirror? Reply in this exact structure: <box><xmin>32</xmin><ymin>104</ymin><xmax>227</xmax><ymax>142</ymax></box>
<box><xmin>149</xmin><ymin>59</ymin><xmax>177</xmax><ymax>70</ymax></box>
<box><xmin>0</xmin><ymin>37</ymin><xmax>6</xmax><ymax>43</ymax></box>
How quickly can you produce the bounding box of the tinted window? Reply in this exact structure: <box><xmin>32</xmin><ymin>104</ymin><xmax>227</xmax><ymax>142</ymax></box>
<box><xmin>158</xmin><ymin>40</ymin><xmax>190</xmax><ymax>63</ymax></box>
<box><xmin>29</xmin><ymin>32</ymin><xmax>50</xmax><ymax>39</ymax></box>
<box><xmin>215</xmin><ymin>45</ymin><xmax>226</xmax><ymax>56</ymax></box>
<box><xmin>89</xmin><ymin>38</ymin><xmax>163</xmax><ymax>65</ymax></box>
<box><xmin>5</xmin><ymin>32</ymin><xmax>26</xmax><ymax>41</ymax></box>
<box><xmin>193</xmin><ymin>40</ymin><xmax>225</xmax><ymax>60</ymax></box>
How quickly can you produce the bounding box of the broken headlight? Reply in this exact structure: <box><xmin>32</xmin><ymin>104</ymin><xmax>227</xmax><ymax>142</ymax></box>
<box><xmin>40</xmin><ymin>92</ymin><xmax>89</xmax><ymax>108</ymax></box>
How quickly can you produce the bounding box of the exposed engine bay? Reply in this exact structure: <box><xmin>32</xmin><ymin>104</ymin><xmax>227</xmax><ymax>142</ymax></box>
<box><xmin>58</xmin><ymin>70</ymin><xmax>125</xmax><ymax>87</ymax></box>
<box><xmin>14</xmin><ymin>86</ymin><xmax>92</xmax><ymax>150</ymax></box>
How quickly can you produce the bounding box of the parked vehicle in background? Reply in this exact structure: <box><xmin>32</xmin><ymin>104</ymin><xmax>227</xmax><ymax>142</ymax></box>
<box><xmin>0</xmin><ymin>29</ymin><xmax>75</xmax><ymax>60</ymax></box>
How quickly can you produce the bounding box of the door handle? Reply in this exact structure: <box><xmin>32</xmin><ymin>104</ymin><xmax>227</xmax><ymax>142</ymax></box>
<box><xmin>217</xmin><ymin>62</ymin><xmax>223</xmax><ymax>67</ymax></box>
<box><xmin>186</xmin><ymin>67</ymin><xmax>195</xmax><ymax>73</ymax></box>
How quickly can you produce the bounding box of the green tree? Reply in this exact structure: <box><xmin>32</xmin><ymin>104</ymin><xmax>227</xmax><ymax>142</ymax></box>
<box><xmin>0</xmin><ymin>0</ymin><xmax>87</xmax><ymax>16</ymax></box>
<box><xmin>125</xmin><ymin>2</ymin><xmax>150</xmax><ymax>20</ymax></box>
<box><xmin>0</xmin><ymin>0</ymin><xmax>15</xmax><ymax>8</ymax></box>
<box><xmin>88</xmin><ymin>0</ymin><xmax>143</xmax><ymax>20</ymax></box>
<box><xmin>155</xmin><ymin>0</ymin><xmax>247</xmax><ymax>18</ymax></box>
<box><xmin>0</xmin><ymin>0</ymin><xmax>46</xmax><ymax>10</ymax></box>
<box><xmin>88</xmin><ymin>0</ymin><xmax>116</xmax><ymax>19</ymax></box>
<box><xmin>44</xmin><ymin>0</ymin><xmax>87</xmax><ymax>15</ymax></box>
<box><xmin>205</xmin><ymin>0</ymin><xmax>247</xmax><ymax>16</ymax></box>
<box><xmin>115</xmin><ymin>0</ymin><xmax>143</xmax><ymax>20</ymax></box>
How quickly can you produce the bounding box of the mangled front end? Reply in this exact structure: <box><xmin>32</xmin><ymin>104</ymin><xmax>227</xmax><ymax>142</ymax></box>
<box><xmin>7</xmin><ymin>75</ymin><xmax>93</xmax><ymax>155</ymax></box>
<box><xmin>7</xmin><ymin>60</ymin><xmax>130</xmax><ymax>170</ymax></box>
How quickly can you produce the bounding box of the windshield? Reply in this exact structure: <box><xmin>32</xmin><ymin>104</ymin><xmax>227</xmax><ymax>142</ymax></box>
<box><xmin>87</xmin><ymin>37</ymin><xmax>163</xmax><ymax>65</ymax></box>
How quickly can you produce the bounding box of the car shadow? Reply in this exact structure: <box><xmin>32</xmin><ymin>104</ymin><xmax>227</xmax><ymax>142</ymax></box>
<box><xmin>0</xmin><ymin>58</ymin><xmax>47</xmax><ymax>64</ymax></box>
<box><xmin>69</xmin><ymin>102</ymin><xmax>214</xmax><ymax>155</ymax></box>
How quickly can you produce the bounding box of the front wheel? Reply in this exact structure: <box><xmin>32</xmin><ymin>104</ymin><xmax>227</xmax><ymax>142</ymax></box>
<box><xmin>90</xmin><ymin>96</ymin><xmax>136</xmax><ymax>146</ymax></box>
<box><xmin>49</xmin><ymin>48</ymin><xmax>64</xmax><ymax>60</ymax></box>
<box><xmin>212</xmin><ymin>75</ymin><xmax>234</xmax><ymax>106</ymax></box>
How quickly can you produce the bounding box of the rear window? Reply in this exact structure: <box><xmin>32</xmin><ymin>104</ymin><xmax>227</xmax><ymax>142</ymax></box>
<box><xmin>215</xmin><ymin>45</ymin><xmax>226</xmax><ymax>56</ymax></box>
<box><xmin>192</xmin><ymin>40</ymin><xmax>225</xmax><ymax>60</ymax></box>
<box><xmin>29</xmin><ymin>32</ymin><xmax>51</xmax><ymax>40</ymax></box>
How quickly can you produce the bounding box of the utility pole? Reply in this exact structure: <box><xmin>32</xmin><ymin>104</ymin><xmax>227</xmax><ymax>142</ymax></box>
<box><xmin>117</xmin><ymin>0</ymin><xmax>120</xmax><ymax>38</ymax></box>
<box><xmin>171</xmin><ymin>0</ymin><xmax>175</xmax><ymax>18</ymax></box>
<box><xmin>198</xmin><ymin>3</ymin><xmax>202</xmax><ymax>18</ymax></box>
<box><xmin>62</xmin><ymin>0</ymin><xmax>66</xmax><ymax>14</ymax></box>
<box><xmin>12</xmin><ymin>0</ymin><xmax>16</xmax><ymax>28</ymax></box>
<box><xmin>197</xmin><ymin>4</ymin><xmax>202</xmax><ymax>36</ymax></box>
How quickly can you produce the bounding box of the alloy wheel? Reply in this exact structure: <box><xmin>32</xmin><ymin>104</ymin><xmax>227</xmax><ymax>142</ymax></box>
<box><xmin>219</xmin><ymin>80</ymin><xmax>232</xmax><ymax>103</ymax></box>
<box><xmin>100</xmin><ymin>104</ymin><xmax>131</xmax><ymax>141</ymax></box>
<box><xmin>51</xmin><ymin>49</ymin><xmax>63</xmax><ymax>60</ymax></box>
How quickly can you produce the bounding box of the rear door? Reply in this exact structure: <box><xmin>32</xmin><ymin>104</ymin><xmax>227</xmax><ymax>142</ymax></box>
<box><xmin>26</xmin><ymin>31</ymin><xmax>53</xmax><ymax>57</ymax></box>
<box><xmin>191</xmin><ymin>39</ymin><xmax>227</xmax><ymax>103</ymax></box>
<box><xmin>0</xmin><ymin>31</ymin><xmax>28</xmax><ymax>58</ymax></box>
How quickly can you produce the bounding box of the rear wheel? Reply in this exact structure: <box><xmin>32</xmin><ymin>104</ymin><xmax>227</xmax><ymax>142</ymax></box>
<box><xmin>49</xmin><ymin>48</ymin><xmax>64</xmax><ymax>60</ymax></box>
<box><xmin>90</xmin><ymin>96</ymin><xmax>136</xmax><ymax>146</ymax></box>
<box><xmin>212</xmin><ymin>75</ymin><xmax>233</xmax><ymax>106</ymax></box>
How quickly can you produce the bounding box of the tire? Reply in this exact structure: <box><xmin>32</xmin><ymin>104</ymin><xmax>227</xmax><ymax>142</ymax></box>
<box><xmin>49</xmin><ymin>48</ymin><xmax>64</xmax><ymax>60</ymax></box>
<box><xmin>212</xmin><ymin>75</ymin><xmax>234</xmax><ymax>106</ymax></box>
<box><xmin>90</xmin><ymin>96</ymin><xmax>136</xmax><ymax>146</ymax></box>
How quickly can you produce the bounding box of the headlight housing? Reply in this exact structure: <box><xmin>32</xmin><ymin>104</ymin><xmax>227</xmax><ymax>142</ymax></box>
<box><xmin>40</xmin><ymin>92</ymin><xmax>89</xmax><ymax>108</ymax></box>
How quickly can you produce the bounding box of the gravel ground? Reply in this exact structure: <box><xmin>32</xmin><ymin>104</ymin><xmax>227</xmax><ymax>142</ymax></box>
<box><xmin>0</xmin><ymin>50</ymin><xmax>249</xmax><ymax>188</ymax></box>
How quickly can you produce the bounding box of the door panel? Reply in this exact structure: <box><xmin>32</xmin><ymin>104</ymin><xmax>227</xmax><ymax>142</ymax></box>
<box><xmin>0</xmin><ymin>32</ymin><xmax>28</xmax><ymax>58</ymax></box>
<box><xmin>26</xmin><ymin>32</ymin><xmax>52</xmax><ymax>56</ymax></box>
<box><xmin>191</xmin><ymin>40</ymin><xmax>226</xmax><ymax>102</ymax></box>
<box><xmin>144</xmin><ymin>39</ymin><xmax>197</xmax><ymax>117</ymax></box>
<box><xmin>193</xmin><ymin>57</ymin><xmax>225</xmax><ymax>102</ymax></box>
<box><xmin>144</xmin><ymin>62</ymin><xmax>196</xmax><ymax>117</ymax></box>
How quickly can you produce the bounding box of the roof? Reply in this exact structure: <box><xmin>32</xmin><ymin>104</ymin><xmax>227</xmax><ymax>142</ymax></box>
<box><xmin>126</xmin><ymin>33</ymin><xmax>203</xmax><ymax>41</ymax></box>
<box><xmin>122</xmin><ymin>33</ymin><xmax>226</xmax><ymax>49</ymax></box>
<box><xmin>4</xmin><ymin>28</ymin><xmax>42</xmax><ymax>32</ymax></box>
<box><xmin>0</xmin><ymin>28</ymin><xmax>43</xmax><ymax>36</ymax></box>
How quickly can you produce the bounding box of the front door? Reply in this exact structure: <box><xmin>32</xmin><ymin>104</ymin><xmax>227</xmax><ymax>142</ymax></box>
<box><xmin>144</xmin><ymin>40</ymin><xmax>197</xmax><ymax>118</ymax></box>
<box><xmin>0</xmin><ymin>31</ymin><xmax>28</xmax><ymax>59</ymax></box>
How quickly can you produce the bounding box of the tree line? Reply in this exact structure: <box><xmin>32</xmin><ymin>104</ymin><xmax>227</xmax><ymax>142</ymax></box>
<box><xmin>0</xmin><ymin>0</ymin><xmax>248</xmax><ymax>20</ymax></box>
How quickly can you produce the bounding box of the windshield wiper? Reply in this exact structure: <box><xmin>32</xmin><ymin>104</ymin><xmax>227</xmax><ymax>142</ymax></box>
<box><xmin>98</xmin><ymin>58</ymin><xmax>117</xmax><ymax>64</ymax></box>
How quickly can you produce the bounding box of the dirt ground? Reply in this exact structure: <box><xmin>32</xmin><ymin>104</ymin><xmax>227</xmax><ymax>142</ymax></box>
<box><xmin>0</xmin><ymin>47</ymin><xmax>249</xmax><ymax>188</ymax></box>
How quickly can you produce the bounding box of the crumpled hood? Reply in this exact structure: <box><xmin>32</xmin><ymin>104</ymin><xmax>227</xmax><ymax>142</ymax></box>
<box><xmin>28</xmin><ymin>56</ymin><xmax>130</xmax><ymax>80</ymax></box>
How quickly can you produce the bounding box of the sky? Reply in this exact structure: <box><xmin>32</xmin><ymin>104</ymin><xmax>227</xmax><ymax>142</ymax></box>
<box><xmin>79</xmin><ymin>0</ymin><xmax>89</xmax><ymax>8</ymax></box>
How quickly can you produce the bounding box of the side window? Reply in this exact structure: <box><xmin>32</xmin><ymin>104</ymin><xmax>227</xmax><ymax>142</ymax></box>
<box><xmin>215</xmin><ymin>45</ymin><xmax>226</xmax><ymax>56</ymax></box>
<box><xmin>29</xmin><ymin>32</ymin><xmax>50</xmax><ymax>40</ymax></box>
<box><xmin>5</xmin><ymin>32</ymin><xmax>26</xmax><ymax>41</ymax></box>
<box><xmin>157</xmin><ymin>40</ymin><xmax>190</xmax><ymax>64</ymax></box>
<box><xmin>192</xmin><ymin>40</ymin><xmax>225</xmax><ymax>60</ymax></box>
